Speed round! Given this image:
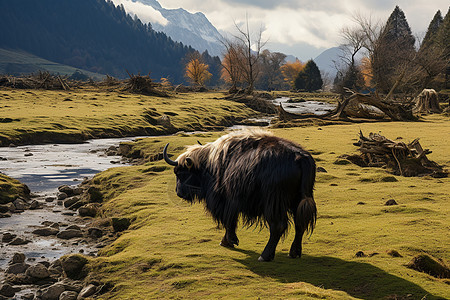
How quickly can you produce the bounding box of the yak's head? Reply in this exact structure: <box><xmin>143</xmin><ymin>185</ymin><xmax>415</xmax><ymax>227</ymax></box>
<box><xmin>163</xmin><ymin>143</ymin><xmax>203</xmax><ymax>202</ymax></box>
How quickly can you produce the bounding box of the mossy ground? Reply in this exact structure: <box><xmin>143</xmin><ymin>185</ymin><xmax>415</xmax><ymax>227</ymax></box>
<box><xmin>87</xmin><ymin>115</ymin><xmax>449</xmax><ymax>299</ymax></box>
<box><xmin>0</xmin><ymin>89</ymin><xmax>256</xmax><ymax>146</ymax></box>
<box><xmin>0</xmin><ymin>173</ymin><xmax>30</xmax><ymax>204</ymax></box>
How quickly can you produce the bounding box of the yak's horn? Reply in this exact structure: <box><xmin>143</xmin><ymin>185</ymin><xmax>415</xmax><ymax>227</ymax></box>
<box><xmin>163</xmin><ymin>143</ymin><xmax>178</xmax><ymax>166</ymax></box>
<box><xmin>197</xmin><ymin>140</ymin><xmax>202</xmax><ymax>145</ymax></box>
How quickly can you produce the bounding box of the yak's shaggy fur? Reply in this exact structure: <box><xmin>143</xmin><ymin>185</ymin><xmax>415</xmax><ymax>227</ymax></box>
<box><xmin>167</xmin><ymin>129</ymin><xmax>317</xmax><ymax>261</ymax></box>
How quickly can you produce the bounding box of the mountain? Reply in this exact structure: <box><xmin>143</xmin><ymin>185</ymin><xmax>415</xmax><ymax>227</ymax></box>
<box><xmin>0</xmin><ymin>0</ymin><xmax>197</xmax><ymax>82</ymax></box>
<box><xmin>313</xmin><ymin>47</ymin><xmax>341</xmax><ymax>79</ymax></box>
<box><xmin>126</xmin><ymin>0</ymin><xmax>224</xmax><ymax>57</ymax></box>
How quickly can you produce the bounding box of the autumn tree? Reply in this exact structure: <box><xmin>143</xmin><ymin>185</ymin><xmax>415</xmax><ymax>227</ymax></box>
<box><xmin>220</xmin><ymin>43</ymin><xmax>244</xmax><ymax>93</ymax></box>
<box><xmin>185</xmin><ymin>52</ymin><xmax>212</xmax><ymax>87</ymax></box>
<box><xmin>257</xmin><ymin>49</ymin><xmax>287</xmax><ymax>90</ymax></box>
<box><xmin>280</xmin><ymin>59</ymin><xmax>305</xmax><ymax>89</ymax></box>
<box><xmin>294</xmin><ymin>60</ymin><xmax>323</xmax><ymax>92</ymax></box>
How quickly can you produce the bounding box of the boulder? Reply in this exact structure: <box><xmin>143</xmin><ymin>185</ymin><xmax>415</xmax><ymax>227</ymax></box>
<box><xmin>88</xmin><ymin>227</ymin><xmax>103</xmax><ymax>239</ymax></box>
<box><xmin>59</xmin><ymin>291</ymin><xmax>78</xmax><ymax>300</ymax></box>
<box><xmin>0</xmin><ymin>283</ymin><xmax>17</xmax><ymax>298</ymax></box>
<box><xmin>5</xmin><ymin>263</ymin><xmax>30</xmax><ymax>274</ymax></box>
<box><xmin>57</xmin><ymin>192</ymin><xmax>68</xmax><ymax>200</ymax></box>
<box><xmin>78</xmin><ymin>203</ymin><xmax>98</xmax><ymax>217</ymax></box>
<box><xmin>86</xmin><ymin>186</ymin><xmax>102</xmax><ymax>203</ymax></box>
<box><xmin>41</xmin><ymin>283</ymin><xmax>65</xmax><ymax>300</ymax></box>
<box><xmin>56</xmin><ymin>229</ymin><xmax>83</xmax><ymax>240</ymax></box>
<box><xmin>79</xmin><ymin>284</ymin><xmax>97</xmax><ymax>298</ymax></box>
<box><xmin>2</xmin><ymin>232</ymin><xmax>16</xmax><ymax>243</ymax></box>
<box><xmin>58</xmin><ymin>185</ymin><xmax>74</xmax><ymax>196</ymax></box>
<box><xmin>29</xmin><ymin>200</ymin><xmax>41</xmax><ymax>209</ymax></box>
<box><xmin>25</xmin><ymin>263</ymin><xmax>50</xmax><ymax>279</ymax></box>
<box><xmin>60</xmin><ymin>255</ymin><xmax>88</xmax><ymax>280</ymax></box>
<box><xmin>112</xmin><ymin>217</ymin><xmax>131</xmax><ymax>232</ymax></box>
<box><xmin>9</xmin><ymin>237</ymin><xmax>31</xmax><ymax>245</ymax></box>
<box><xmin>32</xmin><ymin>227</ymin><xmax>59</xmax><ymax>236</ymax></box>
<box><xmin>63</xmin><ymin>197</ymin><xmax>80</xmax><ymax>208</ymax></box>
<box><xmin>10</xmin><ymin>252</ymin><xmax>26</xmax><ymax>264</ymax></box>
<box><xmin>13</xmin><ymin>198</ymin><xmax>28</xmax><ymax>210</ymax></box>
<box><xmin>0</xmin><ymin>205</ymin><xmax>9</xmax><ymax>213</ymax></box>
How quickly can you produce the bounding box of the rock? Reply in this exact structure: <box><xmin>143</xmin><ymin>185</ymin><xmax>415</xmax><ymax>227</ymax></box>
<box><xmin>59</xmin><ymin>291</ymin><xmax>78</xmax><ymax>300</ymax></box>
<box><xmin>45</xmin><ymin>196</ymin><xmax>56</xmax><ymax>202</ymax></box>
<box><xmin>68</xmin><ymin>200</ymin><xmax>87</xmax><ymax>210</ymax></box>
<box><xmin>112</xmin><ymin>217</ymin><xmax>131</xmax><ymax>232</ymax></box>
<box><xmin>29</xmin><ymin>200</ymin><xmax>41</xmax><ymax>209</ymax></box>
<box><xmin>387</xmin><ymin>250</ymin><xmax>402</xmax><ymax>257</ymax></box>
<box><xmin>9</xmin><ymin>237</ymin><xmax>31</xmax><ymax>245</ymax></box>
<box><xmin>72</xmin><ymin>187</ymin><xmax>83</xmax><ymax>195</ymax></box>
<box><xmin>79</xmin><ymin>284</ymin><xmax>97</xmax><ymax>298</ymax></box>
<box><xmin>41</xmin><ymin>283</ymin><xmax>65</xmax><ymax>300</ymax></box>
<box><xmin>26</xmin><ymin>263</ymin><xmax>50</xmax><ymax>279</ymax></box>
<box><xmin>22</xmin><ymin>292</ymin><xmax>35</xmax><ymax>300</ymax></box>
<box><xmin>316</xmin><ymin>166</ymin><xmax>327</xmax><ymax>173</ymax></box>
<box><xmin>5</xmin><ymin>263</ymin><xmax>30</xmax><ymax>274</ymax></box>
<box><xmin>66</xmin><ymin>225</ymin><xmax>81</xmax><ymax>231</ymax></box>
<box><xmin>13</xmin><ymin>198</ymin><xmax>28</xmax><ymax>210</ymax></box>
<box><xmin>63</xmin><ymin>196</ymin><xmax>80</xmax><ymax>208</ymax></box>
<box><xmin>56</xmin><ymin>229</ymin><xmax>83</xmax><ymax>240</ymax></box>
<box><xmin>0</xmin><ymin>283</ymin><xmax>17</xmax><ymax>298</ymax></box>
<box><xmin>88</xmin><ymin>227</ymin><xmax>103</xmax><ymax>239</ymax></box>
<box><xmin>59</xmin><ymin>278</ymin><xmax>83</xmax><ymax>293</ymax></box>
<box><xmin>61</xmin><ymin>255</ymin><xmax>88</xmax><ymax>280</ymax></box>
<box><xmin>50</xmin><ymin>222</ymin><xmax>60</xmax><ymax>229</ymax></box>
<box><xmin>355</xmin><ymin>251</ymin><xmax>366</xmax><ymax>257</ymax></box>
<box><xmin>86</xmin><ymin>186</ymin><xmax>102</xmax><ymax>203</ymax></box>
<box><xmin>58</xmin><ymin>185</ymin><xmax>74</xmax><ymax>196</ymax></box>
<box><xmin>0</xmin><ymin>213</ymin><xmax>11</xmax><ymax>218</ymax></box>
<box><xmin>11</xmin><ymin>252</ymin><xmax>26</xmax><ymax>264</ymax></box>
<box><xmin>4</xmin><ymin>202</ymin><xmax>15</xmax><ymax>211</ymax></box>
<box><xmin>32</xmin><ymin>227</ymin><xmax>59</xmax><ymax>236</ymax></box>
<box><xmin>384</xmin><ymin>199</ymin><xmax>398</xmax><ymax>206</ymax></box>
<box><xmin>78</xmin><ymin>203</ymin><xmax>98</xmax><ymax>217</ymax></box>
<box><xmin>2</xmin><ymin>232</ymin><xmax>16</xmax><ymax>242</ymax></box>
<box><xmin>406</xmin><ymin>254</ymin><xmax>450</xmax><ymax>278</ymax></box>
<box><xmin>357</xmin><ymin>202</ymin><xmax>366</xmax><ymax>205</ymax></box>
<box><xmin>24</xmin><ymin>152</ymin><xmax>33</xmax><ymax>157</ymax></box>
<box><xmin>0</xmin><ymin>205</ymin><xmax>9</xmax><ymax>213</ymax></box>
<box><xmin>57</xmin><ymin>192</ymin><xmax>68</xmax><ymax>200</ymax></box>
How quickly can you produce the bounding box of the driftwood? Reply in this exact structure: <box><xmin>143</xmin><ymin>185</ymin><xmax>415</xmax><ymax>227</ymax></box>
<box><xmin>341</xmin><ymin>131</ymin><xmax>447</xmax><ymax>178</ymax></box>
<box><xmin>0</xmin><ymin>72</ymin><xmax>73</xmax><ymax>90</ymax></box>
<box><xmin>122</xmin><ymin>71</ymin><xmax>169</xmax><ymax>97</ymax></box>
<box><xmin>413</xmin><ymin>89</ymin><xmax>441</xmax><ymax>114</ymax></box>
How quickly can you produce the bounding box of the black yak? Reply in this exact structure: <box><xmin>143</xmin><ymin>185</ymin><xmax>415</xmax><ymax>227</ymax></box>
<box><xmin>163</xmin><ymin>129</ymin><xmax>317</xmax><ymax>261</ymax></box>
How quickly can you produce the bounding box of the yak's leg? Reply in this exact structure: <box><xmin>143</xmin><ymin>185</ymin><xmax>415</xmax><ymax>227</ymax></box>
<box><xmin>220</xmin><ymin>215</ymin><xmax>239</xmax><ymax>248</ymax></box>
<box><xmin>289</xmin><ymin>214</ymin><xmax>305</xmax><ymax>258</ymax></box>
<box><xmin>258</xmin><ymin>221</ymin><xmax>287</xmax><ymax>262</ymax></box>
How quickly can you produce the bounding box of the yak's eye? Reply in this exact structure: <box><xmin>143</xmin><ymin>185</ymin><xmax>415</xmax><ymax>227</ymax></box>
<box><xmin>186</xmin><ymin>157</ymin><xmax>194</xmax><ymax>169</ymax></box>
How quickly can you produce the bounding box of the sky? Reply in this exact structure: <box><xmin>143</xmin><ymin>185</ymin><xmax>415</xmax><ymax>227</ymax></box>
<box><xmin>122</xmin><ymin>0</ymin><xmax>449</xmax><ymax>61</ymax></box>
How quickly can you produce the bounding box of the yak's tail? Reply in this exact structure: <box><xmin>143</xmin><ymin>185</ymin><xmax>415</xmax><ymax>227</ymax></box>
<box><xmin>295</xmin><ymin>154</ymin><xmax>317</xmax><ymax>235</ymax></box>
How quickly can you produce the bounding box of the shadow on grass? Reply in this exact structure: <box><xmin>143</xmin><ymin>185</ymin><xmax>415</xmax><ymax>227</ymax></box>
<box><xmin>232</xmin><ymin>248</ymin><xmax>441</xmax><ymax>300</ymax></box>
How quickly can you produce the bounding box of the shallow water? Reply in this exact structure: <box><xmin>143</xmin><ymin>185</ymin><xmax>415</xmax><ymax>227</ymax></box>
<box><xmin>271</xmin><ymin>97</ymin><xmax>336</xmax><ymax>115</ymax></box>
<box><xmin>0</xmin><ymin>137</ymin><xmax>139</xmax><ymax>270</ymax></box>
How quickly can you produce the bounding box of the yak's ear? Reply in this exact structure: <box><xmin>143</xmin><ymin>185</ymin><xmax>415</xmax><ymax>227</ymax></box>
<box><xmin>186</xmin><ymin>157</ymin><xmax>194</xmax><ymax>169</ymax></box>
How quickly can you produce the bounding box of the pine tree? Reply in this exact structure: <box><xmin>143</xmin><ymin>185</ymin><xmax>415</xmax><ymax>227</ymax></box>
<box><xmin>294</xmin><ymin>60</ymin><xmax>323</xmax><ymax>92</ymax></box>
<box><xmin>421</xmin><ymin>10</ymin><xmax>443</xmax><ymax>49</ymax></box>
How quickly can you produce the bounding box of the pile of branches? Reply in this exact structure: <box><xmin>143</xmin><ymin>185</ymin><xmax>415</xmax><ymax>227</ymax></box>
<box><xmin>0</xmin><ymin>72</ymin><xmax>72</xmax><ymax>90</ymax></box>
<box><xmin>122</xmin><ymin>72</ymin><xmax>169</xmax><ymax>97</ymax></box>
<box><xmin>341</xmin><ymin>131</ymin><xmax>447</xmax><ymax>178</ymax></box>
<box><xmin>224</xmin><ymin>91</ymin><xmax>277</xmax><ymax>114</ymax></box>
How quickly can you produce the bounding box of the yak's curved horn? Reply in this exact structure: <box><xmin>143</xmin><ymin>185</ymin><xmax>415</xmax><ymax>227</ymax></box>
<box><xmin>163</xmin><ymin>143</ymin><xmax>178</xmax><ymax>166</ymax></box>
<box><xmin>197</xmin><ymin>140</ymin><xmax>202</xmax><ymax>145</ymax></box>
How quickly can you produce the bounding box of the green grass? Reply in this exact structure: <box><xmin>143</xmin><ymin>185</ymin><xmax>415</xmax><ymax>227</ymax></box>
<box><xmin>0</xmin><ymin>89</ymin><xmax>257</xmax><ymax>146</ymax></box>
<box><xmin>0</xmin><ymin>48</ymin><xmax>105</xmax><ymax>80</ymax></box>
<box><xmin>85</xmin><ymin>116</ymin><xmax>449</xmax><ymax>299</ymax></box>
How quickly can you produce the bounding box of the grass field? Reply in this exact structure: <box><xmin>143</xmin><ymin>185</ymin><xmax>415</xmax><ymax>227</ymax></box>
<box><xmin>0</xmin><ymin>88</ymin><xmax>448</xmax><ymax>299</ymax></box>
<box><xmin>87</xmin><ymin>116</ymin><xmax>449</xmax><ymax>299</ymax></box>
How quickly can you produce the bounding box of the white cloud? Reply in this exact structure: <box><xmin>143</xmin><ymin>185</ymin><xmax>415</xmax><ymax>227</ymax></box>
<box><xmin>112</xmin><ymin>0</ymin><xmax>169</xmax><ymax>26</ymax></box>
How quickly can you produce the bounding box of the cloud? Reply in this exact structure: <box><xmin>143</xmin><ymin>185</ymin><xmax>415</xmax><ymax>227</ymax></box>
<box><xmin>112</xmin><ymin>0</ymin><xmax>169</xmax><ymax>26</ymax></box>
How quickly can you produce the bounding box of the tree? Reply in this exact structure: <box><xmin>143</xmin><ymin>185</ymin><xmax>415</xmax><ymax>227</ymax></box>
<box><xmin>294</xmin><ymin>60</ymin><xmax>323</xmax><ymax>92</ymax></box>
<box><xmin>185</xmin><ymin>52</ymin><xmax>212</xmax><ymax>87</ymax></box>
<box><xmin>421</xmin><ymin>10</ymin><xmax>443</xmax><ymax>50</ymax></box>
<box><xmin>280</xmin><ymin>59</ymin><xmax>305</xmax><ymax>89</ymax></box>
<box><xmin>220</xmin><ymin>16</ymin><xmax>265</xmax><ymax>94</ymax></box>
<box><xmin>220</xmin><ymin>43</ymin><xmax>244</xmax><ymax>93</ymax></box>
<box><xmin>257</xmin><ymin>49</ymin><xmax>286</xmax><ymax>90</ymax></box>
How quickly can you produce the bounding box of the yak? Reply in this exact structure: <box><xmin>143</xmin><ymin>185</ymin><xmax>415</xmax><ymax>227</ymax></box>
<box><xmin>163</xmin><ymin>129</ymin><xmax>317</xmax><ymax>262</ymax></box>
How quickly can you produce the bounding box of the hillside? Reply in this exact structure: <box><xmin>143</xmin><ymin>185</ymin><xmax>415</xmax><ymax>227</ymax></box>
<box><xmin>0</xmin><ymin>48</ymin><xmax>105</xmax><ymax>80</ymax></box>
<box><xmin>0</xmin><ymin>0</ymin><xmax>198</xmax><ymax>82</ymax></box>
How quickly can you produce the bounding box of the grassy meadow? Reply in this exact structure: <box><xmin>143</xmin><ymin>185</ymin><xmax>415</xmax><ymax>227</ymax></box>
<box><xmin>0</xmin><ymin>88</ymin><xmax>449</xmax><ymax>299</ymax></box>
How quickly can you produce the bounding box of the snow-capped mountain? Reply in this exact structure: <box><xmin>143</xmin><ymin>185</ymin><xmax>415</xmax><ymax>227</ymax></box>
<box><xmin>127</xmin><ymin>0</ymin><xmax>224</xmax><ymax>56</ymax></box>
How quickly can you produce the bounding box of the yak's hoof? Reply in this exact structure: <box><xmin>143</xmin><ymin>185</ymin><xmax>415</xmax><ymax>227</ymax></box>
<box><xmin>220</xmin><ymin>239</ymin><xmax>235</xmax><ymax>248</ymax></box>
<box><xmin>258</xmin><ymin>255</ymin><xmax>273</xmax><ymax>262</ymax></box>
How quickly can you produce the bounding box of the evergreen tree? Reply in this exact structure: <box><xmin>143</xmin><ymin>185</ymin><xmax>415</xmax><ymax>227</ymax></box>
<box><xmin>435</xmin><ymin>8</ymin><xmax>450</xmax><ymax>59</ymax></box>
<box><xmin>421</xmin><ymin>10</ymin><xmax>443</xmax><ymax>49</ymax></box>
<box><xmin>294</xmin><ymin>60</ymin><xmax>323</xmax><ymax>92</ymax></box>
<box><xmin>372</xmin><ymin>6</ymin><xmax>416</xmax><ymax>93</ymax></box>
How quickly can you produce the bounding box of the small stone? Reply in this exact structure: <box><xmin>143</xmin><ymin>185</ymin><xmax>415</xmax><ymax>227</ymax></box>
<box><xmin>57</xmin><ymin>192</ymin><xmax>68</xmax><ymax>200</ymax></box>
<box><xmin>45</xmin><ymin>196</ymin><xmax>56</xmax><ymax>202</ymax></box>
<box><xmin>79</xmin><ymin>284</ymin><xmax>97</xmax><ymax>298</ymax></box>
<box><xmin>24</xmin><ymin>153</ymin><xmax>33</xmax><ymax>157</ymax></box>
<box><xmin>56</xmin><ymin>229</ymin><xmax>83</xmax><ymax>240</ymax></box>
<box><xmin>26</xmin><ymin>263</ymin><xmax>50</xmax><ymax>279</ymax></box>
<box><xmin>9</xmin><ymin>237</ymin><xmax>31</xmax><ymax>245</ymax></box>
<box><xmin>355</xmin><ymin>251</ymin><xmax>366</xmax><ymax>257</ymax></box>
<box><xmin>13</xmin><ymin>198</ymin><xmax>28</xmax><ymax>210</ymax></box>
<box><xmin>29</xmin><ymin>200</ymin><xmax>41</xmax><ymax>209</ymax></box>
<box><xmin>357</xmin><ymin>202</ymin><xmax>366</xmax><ymax>205</ymax></box>
<box><xmin>5</xmin><ymin>263</ymin><xmax>30</xmax><ymax>274</ymax></box>
<box><xmin>66</xmin><ymin>225</ymin><xmax>81</xmax><ymax>231</ymax></box>
<box><xmin>63</xmin><ymin>197</ymin><xmax>80</xmax><ymax>208</ymax></box>
<box><xmin>384</xmin><ymin>199</ymin><xmax>398</xmax><ymax>206</ymax></box>
<box><xmin>59</xmin><ymin>291</ymin><xmax>78</xmax><ymax>300</ymax></box>
<box><xmin>41</xmin><ymin>283</ymin><xmax>65</xmax><ymax>300</ymax></box>
<box><xmin>22</xmin><ymin>292</ymin><xmax>35</xmax><ymax>300</ymax></box>
<box><xmin>11</xmin><ymin>252</ymin><xmax>26</xmax><ymax>264</ymax></box>
<box><xmin>32</xmin><ymin>227</ymin><xmax>59</xmax><ymax>236</ymax></box>
<box><xmin>72</xmin><ymin>187</ymin><xmax>83</xmax><ymax>195</ymax></box>
<box><xmin>2</xmin><ymin>233</ymin><xmax>17</xmax><ymax>242</ymax></box>
<box><xmin>78</xmin><ymin>204</ymin><xmax>98</xmax><ymax>217</ymax></box>
<box><xmin>316</xmin><ymin>166</ymin><xmax>327</xmax><ymax>173</ymax></box>
<box><xmin>387</xmin><ymin>250</ymin><xmax>402</xmax><ymax>257</ymax></box>
<box><xmin>88</xmin><ymin>227</ymin><xmax>103</xmax><ymax>239</ymax></box>
<box><xmin>0</xmin><ymin>283</ymin><xmax>17</xmax><ymax>298</ymax></box>
<box><xmin>58</xmin><ymin>185</ymin><xmax>74</xmax><ymax>196</ymax></box>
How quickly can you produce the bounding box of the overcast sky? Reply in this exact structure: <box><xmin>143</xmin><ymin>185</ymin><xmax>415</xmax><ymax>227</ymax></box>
<box><xmin>128</xmin><ymin>0</ymin><xmax>449</xmax><ymax>60</ymax></box>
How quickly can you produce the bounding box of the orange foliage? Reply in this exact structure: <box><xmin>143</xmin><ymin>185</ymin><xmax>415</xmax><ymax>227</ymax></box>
<box><xmin>280</xmin><ymin>59</ymin><xmax>305</xmax><ymax>88</ymax></box>
<box><xmin>360</xmin><ymin>56</ymin><xmax>373</xmax><ymax>87</ymax></box>
<box><xmin>220</xmin><ymin>50</ymin><xmax>243</xmax><ymax>86</ymax></box>
<box><xmin>185</xmin><ymin>58</ymin><xmax>212</xmax><ymax>86</ymax></box>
